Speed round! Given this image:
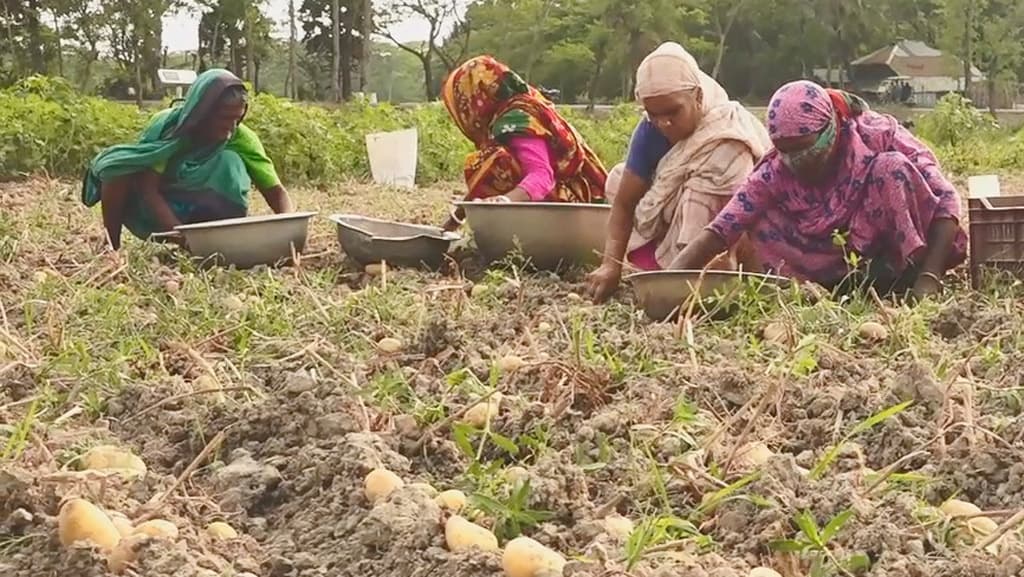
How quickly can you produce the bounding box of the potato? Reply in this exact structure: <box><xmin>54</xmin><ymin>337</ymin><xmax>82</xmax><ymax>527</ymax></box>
<box><xmin>471</xmin><ymin>284</ymin><xmax>489</xmax><ymax>298</ymax></box>
<box><xmin>762</xmin><ymin>321</ymin><xmax>793</xmax><ymax>345</ymax></box>
<box><xmin>736</xmin><ymin>442</ymin><xmax>773</xmax><ymax>468</ymax></box>
<box><xmin>502</xmin><ymin>536</ymin><xmax>566</xmax><ymax>577</ymax></box>
<box><xmin>505</xmin><ymin>466</ymin><xmax>530</xmax><ymax>485</ymax></box>
<box><xmin>365</xmin><ymin>468</ymin><xmax>405</xmax><ymax>504</ymax></box>
<box><xmin>193</xmin><ymin>375</ymin><xmax>226</xmax><ymax>403</ymax></box>
<box><xmin>206</xmin><ymin>521</ymin><xmax>239</xmax><ymax>540</ymax></box>
<box><xmin>537</xmin><ymin>322</ymin><xmax>553</xmax><ymax>333</ymax></box>
<box><xmin>970</xmin><ymin>516</ymin><xmax>998</xmax><ymax>535</ymax></box>
<box><xmin>940</xmin><ymin>499</ymin><xmax>982</xmax><ymax>518</ymax></box>
<box><xmin>445</xmin><ymin>515</ymin><xmax>499</xmax><ymax>552</ymax></box>
<box><xmin>58</xmin><ymin>498</ymin><xmax>122</xmax><ymax>552</ymax></box>
<box><xmin>436</xmin><ymin>490</ymin><xmax>468</xmax><ymax>512</ymax></box>
<box><xmin>857</xmin><ymin>321</ymin><xmax>889</xmax><ymax>342</ymax></box>
<box><xmin>377</xmin><ymin>337</ymin><xmax>404</xmax><ymax>353</ymax></box>
<box><xmin>164</xmin><ymin>280</ymin><xmax>180</xmax><ymax>294</ymax></box>
<box><xmin>133</xmin><ymin>519</ymin><xmax>179</xmax><ymax>539</ymax></box>
<box><xmin>748</xmin><ymin>568</ymin><xmax>783</xmax><ymax>577</ymax></box>
<box><xmin>408</xmin><ymin>482</ymin><xmax>439</xmax><ymax>497</ymax></box>
<box><xmin>602</xmin><ymin>514</ymin><xmax>634</xmax><ymax>541</ymax></box>
<box><xmin>365</xmin><ymin>263</ymin><xmax>385</xmax><ymax>276</ymax></box>
<box><xmin>108</xmin><ymin>512</ymin><xmax>134</xmax><ymax>539</ymax></box>
<box><xmin>464</xmin><ymin>394</ymin><xmax>502</xmax><ymax>427</ymax></box>
<box><xmin>222</xmin><ymin>295</ymin><xmax>245</xmax><ymax>311</ymax></box>
<box><xmin>108</xmin><ymin>534</ymin><xmax>147</xmax><ymax>573</ymax></box>
<box><xmin>498</xmin><ymin>355</ymin><xmax>526</xmax><ymax>373</ymax></box>
<box><xmin>81</xmin><ymin>445</ymin><xmax>147</xmax><ymax>479</ymax></box>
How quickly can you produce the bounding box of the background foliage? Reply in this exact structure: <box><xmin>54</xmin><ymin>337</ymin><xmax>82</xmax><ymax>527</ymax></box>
<box><xmin>1</xmin><ymin>76</ymin><xmax>1021</xmax><ymax>185</ymax></box>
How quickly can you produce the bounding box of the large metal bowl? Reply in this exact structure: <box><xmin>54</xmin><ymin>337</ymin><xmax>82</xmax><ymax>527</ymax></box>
<box><xmin>329</xmin><ymin>214</ymin><xmax>460</xmax><ymax>269</ymax></box>
<box><xmin>170</xmin><ymin>211</ymin><xmax>317</xmax><ymax>269</ymax></box>
<box><xmin>456</xmin><ymin>201</ymin><xmax>610</xmax><ymax>269</ymax></box>
<box><xmin>627</xmin><ymin>270</ymin><xmax>791</xmax><ymax>322</ymax></box>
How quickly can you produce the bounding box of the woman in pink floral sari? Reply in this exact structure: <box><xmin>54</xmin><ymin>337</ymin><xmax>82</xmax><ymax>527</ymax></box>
<box><xmin>671</xmin><ymin>80</ymin><xmax>967</xmax><ymax>298</ymax></box>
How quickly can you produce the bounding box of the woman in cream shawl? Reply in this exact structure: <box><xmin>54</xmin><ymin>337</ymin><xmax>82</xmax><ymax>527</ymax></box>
<box><xmin>587</xmin><ymin>42</ymin><xmax>770</xmax><ymax>303</ymax></box>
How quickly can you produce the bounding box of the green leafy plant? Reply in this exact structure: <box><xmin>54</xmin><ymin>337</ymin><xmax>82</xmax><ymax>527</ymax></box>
<box><xmin>624</xmin><ymin>515</ymin><xmax>712</xmax><ymax>570</ymax></box>
<box><xmin>470</xmin><ymin>479</ymin><xmax>555</xmax><ymax>542</ymax></box>
<box><xmin>810</xmin><ymin>400</ymin><xmax>913</xmax><ymax>479</ymax></box>
<box><xmin>769</xmin><ymin>510</ymin><xmax>870</xmax><ymax>577</ymax></box>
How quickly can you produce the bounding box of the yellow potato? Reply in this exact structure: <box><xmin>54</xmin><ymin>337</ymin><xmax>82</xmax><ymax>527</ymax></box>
<box><xmin>464</xmin><ymin>394</ymin><xmax>502</xmax><ymax>428</ymax></box>
<box><xmin>537</xmin><ymin>322</ymin><xmax>553</xmax><ymax>333</ymax></box>
<box><xmin>940</xmin><ymin>499</ymin><xmax>982</xmax><ymax>518</ymax></box>
<box><xmin>108</xmin><ymin>534</ymin><xmax>147</xmax><ymax>574</ymax></box>
<box><xmin>206</xmin><ymin>521</ymin><xmax>239</xmax><ymax>540</ymax></box>
<box><xmin>762</xmin><ymin>321</ymin><xmax>793</xmax><ymax>345</ymax></box>
<box><xmin>857</xmin><ymin>321</ymin><xmax>889</xmax><ymax>342</ymax></box>
<box><xmin>498</xmin><ymin>355</ymin><xmax>526</xmax><ymax>373</ymax></box>
<box><xmin>408</xmin><ymin>482</ymin><xmax>439</xmax><ymax>497</ymax></box>
<box><xmin>736</xmin><ymin>442</ymin><xmax>774</xmax><ymax>468</ymax></box>
<box><xmin>133</xmin><ymin>519</ymin><xmax>179</xmax><ymax>539</ymax></box>
<box><xmin>164</xmin><ymin>280</ymin><xmax>181</xmax><ymax>294</ymax></box>
<box><xmin>193</xmin><ymin>375</ymin><xmax>226</xmax><ymax>403</ymax></box>
<box><xmin>602</xmin><ymin>514</ymin><xmax>634</xmax><ymax>541</ymax></box>
<box><xmin>502</xmin><ymin>536</ymin><xmax>566</xmax><ymax>577</ymax></box>
<box><xmin>364</xmin><ymin>468</ymin><xmax>405</xmax><ymax>504</ymax></box>
<box><xmin>471</xmin><ymin>284</ymin><xmax>490</xmax><ymax>298</ymax></box>
<box><xmin>377</xmin><ymin>337</ymin><xmax>404</xmax><ymax>354</ymax></box>
<box><xmin>108</xmin><ymin>512</ymin><xmax>134</xmax><ymax>539</ymax></box>
<box><xmin>969</xmin><ymin>516</ymin><xmax>998</xmax><ymax>535</ymax></box>
<box><xmin>445</xmin><ymin>515</ymin><xmax>499</xmax><ymax>552</ymax></box>
<box><xmin>365</xmin><ymin>263</ymin><xmax>385</xmax><ymax>276</ymax></box>
<box><xmin>81</xmin><ymin>445</ymin><xmax>147</xmax><ymax>478</ymax></box>
<box><xmin>58</xmin><ymin>498</ymin><xmax>122</xmax><ymax>552</ymax></box>
<box><xmin>436</xmin><ymin>490</ymin><xmax>468</xmax><ymax>512</ymax></box>
<box><xmin>749</xmin><ymin>568</ymin><xmax>783</xmax><ymax>577</ymax></box>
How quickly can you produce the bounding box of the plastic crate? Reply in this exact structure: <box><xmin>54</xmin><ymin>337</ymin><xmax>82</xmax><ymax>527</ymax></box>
<box><xmin>968</xmin><ymin>195</ymin><xmax>1024</xmax><ymax>288</ymax></box>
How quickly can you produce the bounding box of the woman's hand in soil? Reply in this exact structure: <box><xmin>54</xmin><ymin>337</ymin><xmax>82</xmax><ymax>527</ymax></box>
<box><xmin>586</xmin><ymin>263</ymin><xmax>622</xmax><ymax>304</ymax></box>
<box><xmin>912</xmin><ymin>272</ymin><xmax>942</xmax><ymax>301</ymax></box>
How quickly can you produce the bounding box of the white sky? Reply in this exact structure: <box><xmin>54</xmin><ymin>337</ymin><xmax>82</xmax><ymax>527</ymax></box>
<box><xmin>163</xmin><ymin>1</ymin><xmax>431</xmax><ymax>52</ymax></box>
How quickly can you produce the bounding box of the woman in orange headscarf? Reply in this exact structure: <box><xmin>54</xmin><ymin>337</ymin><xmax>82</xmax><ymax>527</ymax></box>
<box><xmin>440</xmin><ymin>56</ymin><xmax>608</xmax><ymax>231</ymax></box>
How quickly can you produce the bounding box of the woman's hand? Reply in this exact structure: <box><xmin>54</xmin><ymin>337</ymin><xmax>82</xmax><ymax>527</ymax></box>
<box><xmin>586</xmin><ymin>263</ymin><xmax>623</xmax><ymax>303</ymax></box>
<box><xmin>912</xmin><ymin>272</ymin><xmax>942</xmax><ymax>300</ymax></box>
<box><xmin>476</xmin><ymin>194</ymin><xmax>511</xmax><ymax>203</ymax></box>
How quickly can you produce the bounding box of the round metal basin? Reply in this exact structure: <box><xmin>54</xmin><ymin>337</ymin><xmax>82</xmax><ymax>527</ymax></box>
<box><xmin>330</xmin><ymin>214</ymin><xmax>460</xmax><ymax>269</ymax></box>
<box><xmin>456</xmin><ymin>201</ymin><xmax>610</xmax><ymax>270</ymax></box>
<box><xmin>627</xmin><ymin>270</ymin><xmax>791</xmax><ymax>322</ymax></box>
<box><xmin>172</xmin><ymin>211</ymin><xmax>317</xmax><ymax>269</ymax></box>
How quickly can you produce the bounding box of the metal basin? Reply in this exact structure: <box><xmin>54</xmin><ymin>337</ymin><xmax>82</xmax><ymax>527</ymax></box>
<box><xmin>169</xmin><ymin>211</ymin><xmax>317</xmax><ymax>269</ymax></box>
<box><xmin>627</xmin><ymin>270</ymin><xmax>791</xmax><ymax>322</ymax></box>
<box><xmin>330</xmin><ymin>214</ymin><xmax>460</xmax><ymax>269</ymax></box>
<box><xmin>456</xmin><ymin>201</ymin><xmax>610</xmax><ymax>269</ymax></box>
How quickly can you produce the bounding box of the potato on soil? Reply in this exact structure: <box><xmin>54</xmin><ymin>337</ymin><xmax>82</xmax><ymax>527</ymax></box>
<box><xmin>377</xmin><ymin>337</ymin><xmax>404</xmax><ymax>353</ymax></box>
<box><xmin>445</xmin><ymin>515</ymin><xmax>499</xmax><ymax>552</ymax></box>
<box><xmin>108</xmin><ymin>534</ymin><xmax>148</xmax><ymax>574</ymax></box>
<box><xmin>762</xmin><ymin>321</ymin><xmax>794</xmax><ymax>345</ymax></box>
<box><xmin>502</xmin><ymin>536</ymin><xmax>566</xmax><ymax>577</ymax></box>
<box><xmin>748</xmin><ymin>568</ymin><xmax>783</xmax><ymax>577</ymax></box>
<box><xmin>133</xmin><ymin>519</ymin><xmax>179</xmax><ymax>539</ymax></box>
<box><xmin>81</xmin><ymin>445</ymin><xmax>147</xmax><ymax>479</ymax></box>
<box><xmin>163</xmin><ymin>280</ymin><xmax>180</xmax><ymax>294</ymax></box>
<box><xmin>471</xmin><ymin>284</ymin><xmax>489</xmax><ymax>298</ymax></box>
<box><xmin>58</xmin><ymin>498</ymin><xmax>122</xmax><ymax>552</ymax></box>
<box><xmin>193</xmin><ymin>374</ymin><xmax>226</xmax><ymax>403</ymax></box>
<box><xmin>365</xmin><ymin>468</ymin><xmax>405</xmax><ymax>503</ymax></box>
<box><xmin>857</xmin><ymin>321</ymin><xmax>889</xmax><ymax>342</ymax></box>
<box><xmin>436</xmin><ymin>489</ymin><xmax>467</xmax><ymax>512</ymax></box>
<box><xmin>537</xmin><ymin>321</ymin><xmax>553</xmax><ymax>333</ymax></box>
<box><xmin>497</xmin><ymin>355</ymin><xmax>526</xmax><ymax>372</ymax></box>
<box><xmin>464</xmin><ymin>393</ymin><xmax>502</xmax><ymax>427</ymax></box>
<box><xmin>206</xmin><ymin>521</ymin><xmax>239</xmax><ymax>540</ymax></box>
<box><xmin>602</xmin><ymin>514</ymin><xmax>634</xmax><ymax>540</ymax></box>
<box><xmin>108</xmin><ymin>512</ymin><xmax>134</xmax><ymax>538</ymax></box>
<box><xmin>365</xmin><ymin>263</ymin><xmax>385</xmax><ymax>276</ymax></box>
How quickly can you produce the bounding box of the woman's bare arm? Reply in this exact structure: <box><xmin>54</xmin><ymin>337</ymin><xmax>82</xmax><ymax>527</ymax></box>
<box><xmin>602</xmin><ymin>169</ymin><xmax>649</xmax><ymax>268</ymax></box>
<box><xmin>260</xmin><ymin>184</ymin><xmax>294</xmax><ymax>213</ymax></box>
<box><xmin>667</xmin><ymin>229</ymin><xmax>727</xmax><ymax>269</ymax></box>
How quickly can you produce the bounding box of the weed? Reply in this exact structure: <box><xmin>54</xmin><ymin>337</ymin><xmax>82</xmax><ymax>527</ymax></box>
<box><xmin>810</xmin><ymin>400</ymin><xmax>913</xmax><ymax>480</ymax></box>
<box><xmin>769</xmin><ymin>510</ymin><xmax>870</xmax><ymax>577</ymax></box>
<box><xmin>470</xmin><ymin>479</ymin><xmax>555</xmax><ymax>542</ymax></box>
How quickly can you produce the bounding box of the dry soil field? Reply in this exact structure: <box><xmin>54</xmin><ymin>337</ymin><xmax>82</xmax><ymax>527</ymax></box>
<box><xmin>2</xmin><ymin>177</ymin><xmax>1024</xmax><ymax>577</ymax></box>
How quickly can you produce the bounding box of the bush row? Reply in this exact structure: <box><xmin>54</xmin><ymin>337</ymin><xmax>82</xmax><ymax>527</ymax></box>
<box><xmin>0</xmin><ymin>76</ymin><xmax>1021</xmax><ymax>185</ymax></box>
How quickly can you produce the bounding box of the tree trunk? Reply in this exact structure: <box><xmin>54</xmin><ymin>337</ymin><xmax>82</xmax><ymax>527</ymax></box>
<box><xmin>421</xmin><ymin>52</ymin><xmax>434</xmax><ymax>101</ymax></box>
<box><xmin>587</xmin><ymin>48</ymin><xmax>607</xmax><ymax>112</ymax></box>
<box><xmin>53</xmin><ymin>13</ymin><xmax>63</xmax><ymax>77</ymax></box>
<box><xmin>25</xmin><ymin>0</ymin><xmax>46</xmax><ymax>74</ymax></box>
<box><xmin>962</xmin><ymin>2</ymin><xmax>973</xmax><ymax>94</ymax></box>
<box><xmin>288</xmin><ymin>0</ymin><xmax>298</xmax><ymax>98</ymax></box>
<box><xmin>332</xmin><ymin>0</ymin><xmax>341</xmax><ymax>102</ymax></box>
<box><xmin>359</xmin><ymin>0</ymin><xmax>372</xmax><ymax>92</ymax></box>
<box><xmin>244</xmin><ymin>5</ymin><xmax>255</xmax><ymax>84</ymax></box>
<box><xmin>135</xmin><ymin>45</ymin><xmax>143</xmax><ymax>107</ymax></box>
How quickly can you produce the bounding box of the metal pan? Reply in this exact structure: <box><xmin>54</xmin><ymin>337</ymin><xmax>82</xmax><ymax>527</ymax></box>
<box><xmin>151</xmin><ymin>211</ymin><xmax>317</xmax><ymax>269</ymax></box>
<box><xmin>456</xmin><ymin>201</ymin><xmax>610</xmax><ymax>270</ymax></box>
<box><xmin>329</xmin><ymin>214</ymin><xmax>460</xmax><ymax>269</ymax></box>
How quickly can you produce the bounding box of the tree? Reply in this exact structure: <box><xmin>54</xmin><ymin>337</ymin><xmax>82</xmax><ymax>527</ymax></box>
<box><xmin>972</xmin><ymin>0</ymin><xmax>1024</xmax><ymax>111</ymax></box>
<box><xmin>377</xmin><ymin>0</ymin><xmax>470</xmax><ymax>99</ymax></box>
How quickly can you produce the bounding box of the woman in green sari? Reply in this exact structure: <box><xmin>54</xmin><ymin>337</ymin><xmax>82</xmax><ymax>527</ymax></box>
<box><xmin>82</xmin><ymin>69</ymin><xmax>293</xmax><ymax>250</ymax></box>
